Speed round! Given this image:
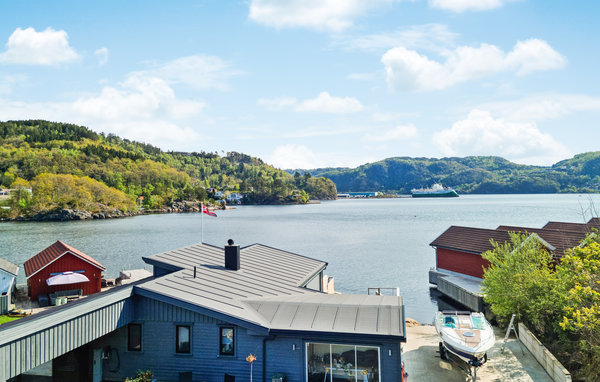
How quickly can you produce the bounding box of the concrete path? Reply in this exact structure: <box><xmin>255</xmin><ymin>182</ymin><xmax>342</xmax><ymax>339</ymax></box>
<box><xmin>404</xmin><ymin>325</ymin><xmax>553</xmax><ymax>382</ymax></box>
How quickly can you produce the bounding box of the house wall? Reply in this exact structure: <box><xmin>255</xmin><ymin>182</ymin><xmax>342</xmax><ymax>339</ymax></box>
<box><xmin>27</xmin><ymin>252</ymin><xmax>103</xmax><ymax>300</ymax></box>
<box><xmin>0</xmin><ymin>268</ymin><xmax>15</xmax><ymax>295</ymax></box>
<box><xmin>0</xmin><ymin>288</ymin><xmax>134</xmax><ymax>382</ymax></box>
<box><xmin>265</xmin><ymin>336</ymin><xmax>402</xmax><ymax>382</ymax></box>
<box><xmin>93</xmin><ymin>296</ymin><xmax>404</xmax><ymax>382</ymax></box>
<box><xmin>436</xmin><ymin>248</ymin><xmax>489</xmax><ymax>278</ymax></box>
<box><xmin>93</xmin><ymin>296</ymin><xmax>266</xmax><ymax>382</ymax></box>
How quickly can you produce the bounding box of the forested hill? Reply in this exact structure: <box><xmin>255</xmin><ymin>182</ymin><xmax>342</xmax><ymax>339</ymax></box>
<box><xmin>0</xmin><ymin>120</ymin><xmax>337</xmax><ymax>219</ymax></box>
<box><xmin>295</xmin><ymin>153</ymin><xmax>600</xmax><ymax>194</ymax></box>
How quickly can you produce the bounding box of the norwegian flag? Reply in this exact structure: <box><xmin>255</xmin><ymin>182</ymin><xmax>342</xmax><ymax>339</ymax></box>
<box><xmin>202</xmin><ymin>205</ymin><xmax>217</xmax><ymax>217</ymax></box>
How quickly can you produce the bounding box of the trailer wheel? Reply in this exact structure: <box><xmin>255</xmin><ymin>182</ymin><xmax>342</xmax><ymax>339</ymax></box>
<box><xmin>439</xmin><ymin>342</ymin><xmax>447</xmax><ymax>360</ymax></box>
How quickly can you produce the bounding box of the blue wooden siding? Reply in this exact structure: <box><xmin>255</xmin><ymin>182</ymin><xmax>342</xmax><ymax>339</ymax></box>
<box><xmin>94</xmin><ymin>297</ymin><xmax>403</xmax><ymax>382</ymax></box>
<box><xmin>94</xmin><ymin>296</ymin><xmax>266</xmax><ymax>382</ymax></box>
<box><xmin>0</xmin><ymin>287</ymin><xmax>134</xmax><ymax>382</ymax></box>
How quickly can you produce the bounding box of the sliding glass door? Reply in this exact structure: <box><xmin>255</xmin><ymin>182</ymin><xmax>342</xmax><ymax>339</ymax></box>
<box><xmin>306</xmin><ymin>343</ymin><xmax>380</xmax><ymax>382</ymax></box>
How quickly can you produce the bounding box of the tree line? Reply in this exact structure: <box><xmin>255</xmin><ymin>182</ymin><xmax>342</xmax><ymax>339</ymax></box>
<box><xmin>0</xmin><ymin>120</ymin><xmax>337</xmax><ymax>218</ymax></box>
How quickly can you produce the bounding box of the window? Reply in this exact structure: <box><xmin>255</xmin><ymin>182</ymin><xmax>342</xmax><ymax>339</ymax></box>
<box><xmin>127</xmin><ymin>324</ymin><xmax>142</xmax><ymax>351</ymax></box>
<box><xmin>220</xmin><ymin>327</ymin><xmax>235</xmax><ymax>356</ymax></box>
<box><xmin>306</xmin><ymin>343</ymin><xmax>380</xmax><ymax>382</ymax></box>
<box><xmin>176</xmin><ymin>325</ymin><xmax>191</xmax><ymax>354</ymax></box>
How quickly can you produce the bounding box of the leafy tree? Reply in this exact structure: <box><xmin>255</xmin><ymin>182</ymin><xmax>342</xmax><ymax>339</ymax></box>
<box><xmin>481</xmin><ymin>232</ymin><xmax>557</xmax><ymax>332</ymax></box>
<box><xmin>557</xmin><ymin>234</ymin><xmax>600</xmax><ymax>379</ymax></box>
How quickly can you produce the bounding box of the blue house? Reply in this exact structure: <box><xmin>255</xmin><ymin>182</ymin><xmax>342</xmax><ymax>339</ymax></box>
<box><xmin>0</xmin><ymin>241</ymin><xmax>405</xmax><ymax>382</ymax></box>
<box><xmin>0</xmin><ymin>257</ymin><xmax>18</xmax><ymax>314</ymax></box>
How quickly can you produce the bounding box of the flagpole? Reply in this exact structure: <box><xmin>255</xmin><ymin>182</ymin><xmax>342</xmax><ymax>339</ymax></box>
<box><xmin>201</xmin><ymin>201</ymin><xmax>204</xmax><ymax>243</ymax></box>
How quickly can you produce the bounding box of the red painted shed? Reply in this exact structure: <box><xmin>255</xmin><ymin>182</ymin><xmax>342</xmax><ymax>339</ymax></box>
<box><xmin>24</xmin><ymin>240</ymin><xmax>105</xmax><ymax>301</ymax></box>
<box><xmin>430</xmin><ymin>223</ymin><xmax>589</xmax><ymax>279</ymax></box>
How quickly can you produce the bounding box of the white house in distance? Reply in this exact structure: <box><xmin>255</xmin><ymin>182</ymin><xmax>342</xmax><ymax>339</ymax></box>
<box><xmin>0</xmin><ymin>258</ymin><xmax>19</xmax><ymax>314</ymax></box>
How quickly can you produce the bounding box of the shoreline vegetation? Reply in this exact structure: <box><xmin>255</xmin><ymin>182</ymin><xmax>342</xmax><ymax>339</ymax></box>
<box><xmin>0</xmin><ymin>120</ymin><xmax>337</xmax><ymax>221</ymax></box>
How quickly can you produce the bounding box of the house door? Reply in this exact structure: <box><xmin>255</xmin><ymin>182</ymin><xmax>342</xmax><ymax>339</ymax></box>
<box><xmin>92</xmin><ymin>348</ymin><xmax>103</xmax><ymax>382</ymax></box>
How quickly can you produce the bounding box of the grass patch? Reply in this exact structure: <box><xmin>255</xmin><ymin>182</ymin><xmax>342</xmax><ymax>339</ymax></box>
<box><xmin>0</xmin><ymin>315</ymin><xmax>21</xmax><ymax>325</ymax></box>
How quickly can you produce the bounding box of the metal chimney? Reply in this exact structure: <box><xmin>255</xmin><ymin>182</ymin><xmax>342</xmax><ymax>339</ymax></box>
<box><xmin>225</xmin><ymin>239</ymin><xmax>240</xmax><ymax>270</ymax></box>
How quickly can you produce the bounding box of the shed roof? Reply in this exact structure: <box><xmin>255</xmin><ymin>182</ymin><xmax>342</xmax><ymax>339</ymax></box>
<box><xmin>0</xmin><ymin>257</ymin><xmax>18</xmax><ymax>276</ymax></box>
<box><xmin>496</xmin><ymin>226</ymin><xmax>586</xmax><ymax>257</ymax></box>
<box><xmin>543</xmin><ymin>217</ymin><xmax>600</xmax><ymax>233</ymax></box>
<box><xmin>140</xmin><ymin>243</ymin><xmax>405</xmax><ymax>340</ymax></box>
<box><xmin>429</xmin><ymin>226</ymin><xmax>510</xmax><ymax>254</ymax></box>
<box><xmin>24</xmin><ymin>240</ymin><xmax>106</xmax><ymax>278</ymax></box>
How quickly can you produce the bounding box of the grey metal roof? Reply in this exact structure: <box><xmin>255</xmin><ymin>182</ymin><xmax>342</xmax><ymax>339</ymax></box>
<box><xmin>246</xmin><ymin>293</ymin><xmax>405</xmax><ymax>339</ymax></box>
<box><xmin>140</xmin><ymin>243</ymin><xmax>405</xmax><ymax>340</ymax></box>
<box><xmin>0</xmin><ymin>257</ymin><xmax>18</xmax><ymax>276</ymax></box>
<box><xmin>139</xmin><ymin>243</ymin><xmax>326</xmax><ymax>328</ymax></box>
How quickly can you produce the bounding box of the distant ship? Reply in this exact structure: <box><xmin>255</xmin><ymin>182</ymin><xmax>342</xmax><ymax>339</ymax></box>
<box><xmin>411</xmin><ymin>183</ymin><xmax>459</xmax><ymax>198</ymax></box>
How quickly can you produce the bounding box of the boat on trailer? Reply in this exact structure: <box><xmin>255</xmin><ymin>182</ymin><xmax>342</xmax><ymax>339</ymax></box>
<box><xmin>434</xmin><ymin>311</ymin><xmax>495</xmax><ymax>380</ymax></box>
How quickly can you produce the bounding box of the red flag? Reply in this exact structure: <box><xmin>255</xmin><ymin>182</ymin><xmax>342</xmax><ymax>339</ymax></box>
<box><xmin>202</xmin><ymin>205</ymin><xmax>217</xmax><ymax>217</ymax></box>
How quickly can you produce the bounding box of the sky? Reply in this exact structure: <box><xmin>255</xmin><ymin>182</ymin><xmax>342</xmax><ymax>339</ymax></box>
<box><xmin>1</xmin><ymin>1</ymin><xmax>599</xmax><ymax>169</ymax></box>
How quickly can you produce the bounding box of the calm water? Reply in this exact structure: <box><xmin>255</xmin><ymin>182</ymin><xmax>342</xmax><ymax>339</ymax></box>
<box><xmin>1</xmin><ymin>194</ymin><xmax>599</xmax><ymax>322</ymax></box>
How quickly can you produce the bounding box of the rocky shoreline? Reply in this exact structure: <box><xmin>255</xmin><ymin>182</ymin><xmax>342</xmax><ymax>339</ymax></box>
<box><xmin>0</xmin><ymin>201</ymin><xmax>225</xmax><ymax>222</ymax></box>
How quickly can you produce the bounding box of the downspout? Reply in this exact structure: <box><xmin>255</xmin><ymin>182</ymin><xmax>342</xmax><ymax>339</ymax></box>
<box><xmin>262</xmin><ymin>334</ymin><xmax>276</xmax><ymax>382</ymax></box>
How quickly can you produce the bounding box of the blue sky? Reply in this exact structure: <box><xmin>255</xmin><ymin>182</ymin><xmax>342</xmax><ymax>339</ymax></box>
<box><xmin>1</xmin><ymin>0</ymin><xmax>599</xmax><ymax>169</ymax></box>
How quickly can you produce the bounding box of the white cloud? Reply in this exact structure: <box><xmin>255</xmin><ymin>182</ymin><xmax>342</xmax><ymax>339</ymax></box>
<box><xmin>267</xmin><ymin>144</ymin><xmax>321</xmax><ymax>169</ymax></box>
<box><xmin>0</xmin><ymin>27</ymin><xmax>79</xmax><ymax>66</ymax></box>
<box><xmin>249</xmin><ymin>0</ymin><xmax>393</xmax><ymax>32</ymax></box>
<box><xmin>429</xmin><ymin>0</ymin><xmax>513</xmax><ymax>12</ymax></box>
<box><xmin>0</xmin><ymin>73</ymin><xmax>206</xmax><ymax>150</ymax></box>
<box><xmin>295</xmin><ymin>92</ymin><xmax>364</xmax><ymax>113</ymax></box>
<box><xmin>95</xmin><ymin>47</ymin><xmax>109</xmax><ymax>66</ymax></box>
<box><xmin>133</xmin><ymin>54</ymin><xmax>240</xmax><ymax>90</ymax></box>
<box><xmin>433</xmin><ymin>109</ymin><xmax>570</xmax><ymax>165</ymax></box>
<box><xmin>478</xmin><ymin>94</ymin><xmax>600</xmax><ymax>122</ymax></box>
<box><xmin>257</xmin><ymin>96</ymin><xmax>298</xmax><ymax>110</ymax></box>
<box><xmin>363</xmin><ymin>124</ymin><xmax>417</xmax><ymax>142</ymax></box>
<box><xmin>258</xmin><ymin>92</ymin><xmax>364</xmax><ymax>114</ymax></box>
<box><xmin>506</xmin><ymin>39</ymin><xmax>567</xmax><ymax>75</ymax></box>
<box><xmin>382</xmin><ymin>39</ymin><xmax>566</xmax><ymax>91</ymax></box>
<box><xmin>338</xmin><ymin>24</ymin><xmax>458</xmax><ymax>52</ymax></box>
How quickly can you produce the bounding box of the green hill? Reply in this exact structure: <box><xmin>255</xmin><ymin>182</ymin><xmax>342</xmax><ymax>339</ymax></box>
<box><xmin>297</xmin><ymin>154</ymin><xmax>600</xmax><ymax>194</ymax></box>
<box><xmin>0</xmin><ymin>120</ymin><xmax>337</xmax><ymax>219</ymax></box>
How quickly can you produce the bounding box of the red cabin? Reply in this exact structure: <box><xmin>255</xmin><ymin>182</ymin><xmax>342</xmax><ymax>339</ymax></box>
<box><xmin>24</xmin><ymin>240</ymin><xmax>105</xmax><ymax>301</ymax></box>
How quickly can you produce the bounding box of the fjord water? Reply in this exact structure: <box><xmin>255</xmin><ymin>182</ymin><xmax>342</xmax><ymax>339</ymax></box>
<box><xmin>2</xmin><ymin>194</ymin><xmax>599</xmax><ymax>322</ymax></box>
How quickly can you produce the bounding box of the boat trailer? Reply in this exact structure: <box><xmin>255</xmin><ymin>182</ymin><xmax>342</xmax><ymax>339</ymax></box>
<box><xmin>438</xmin><ymin>341</ymin><xmax>487</xmax><ymax>382</ymax></box>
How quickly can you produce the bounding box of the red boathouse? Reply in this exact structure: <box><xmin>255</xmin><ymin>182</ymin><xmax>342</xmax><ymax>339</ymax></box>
<box><xmin>430</xmin><ymin>220</ymin><xmax>595</xmax><ymax>279</ymax></box>
<box><xmin>24</xmin><ymin>240</ymin><xmax>105</xmax><ymax>301</ymax></box>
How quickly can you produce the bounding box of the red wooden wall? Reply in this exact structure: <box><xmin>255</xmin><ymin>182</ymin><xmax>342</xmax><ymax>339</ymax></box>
<box><xmin>436</xmin><ymin>247</ymin><xmax>490</xmax><ymax>279</ymax></box>
<box><xmin>27</xmin><ymin>252</ymin><xmax>103</xmax><ymax>300</ymax></box>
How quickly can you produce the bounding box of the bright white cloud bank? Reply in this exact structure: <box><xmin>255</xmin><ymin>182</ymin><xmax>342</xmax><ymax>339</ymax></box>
<box><xmin>0</xmin><ymin>27</ymin><xmax>79</xmax><ymax>66</ymax></box>
<box><xmin>382</xmin><ymin>39</ymin><xmax>566</xmax><ymax>91</ymax></box>
<box><xmin>249</xmin><ymin>0</ymin><xmax>392</xmax><ymax>31</ymax></box>
<box><xmin>429</xmin><ymin>0</ymin><xmax>511</xmax><ymax>12</ymax></box>
<box><xmin>258</xmin><ymin>92</ymin><xmax>364</xmax><ymax>114</ymax></box>
<box><xmin>433</xmin><ymin>110</ymin><xmax>570</xmax><ymax>165</ymax></box>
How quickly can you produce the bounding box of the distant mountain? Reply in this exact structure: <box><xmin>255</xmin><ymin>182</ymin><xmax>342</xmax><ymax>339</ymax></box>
<box><xmin>290</xmin><ymin>154</ymin><xmax>600</xmax><ymax>194</ymax></box>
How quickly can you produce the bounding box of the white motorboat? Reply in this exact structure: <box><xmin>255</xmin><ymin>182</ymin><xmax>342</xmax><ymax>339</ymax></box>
<box><xmin>434</xmin><ymin>311</ymin><xmax>495</xmax><ymax>367</ymax></box>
